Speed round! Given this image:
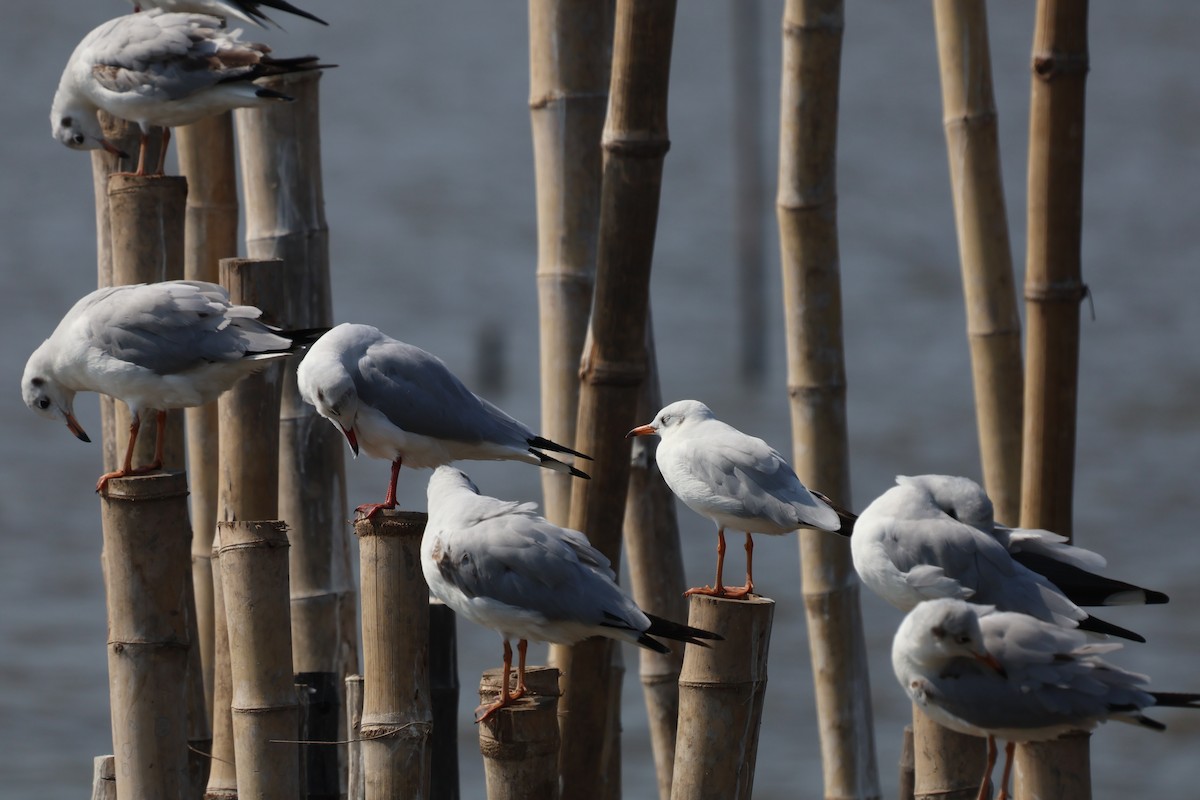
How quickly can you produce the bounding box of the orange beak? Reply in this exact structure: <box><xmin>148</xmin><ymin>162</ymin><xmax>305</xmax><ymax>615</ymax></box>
<box><xmin>973</xmin><ymin>651</ymin><xmax>1006</xmax><ymax>678</ymax></box>
<box><xmin>100</xmin><ymin>138</ymin><xmax>130</xmax><ymax>159</ymax></box>
<box><xmin>625</xmin><ymin>423</ymin><xmax>657</xmax><ymax>439</ymax></box>
<box><xmin>341</xmin><ymin>425</ymin><xmax>359</xmax><ymax>456</ymax></box>
<box><xmin>66</xmin><ymin>413</ymin><xmax>91</xmax><ymax>443</ymax></box>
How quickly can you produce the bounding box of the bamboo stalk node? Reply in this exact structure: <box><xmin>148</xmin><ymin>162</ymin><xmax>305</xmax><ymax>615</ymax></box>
<box><xmin>1024</xmin><ymin>281</ymin><xmax>1088</xmax><ymax>303</ymax></box>
<box><xmin>1032</xmin><ymin>52</ymin><xmax>1089</xmax><ymax>79</ymax></box>
<box><xmin>578</xmin><ymin>357</ymin><xmax>647</xmax><ymax>386</ymax></box>
<box><xmin>600</xmin><ymin>137</ymin><xmax>671</xmax><ymax>159</ymax></box>
<box><xmin>786</xmin><ymin>381</ymin><xmax>847</xmax><ymax>400</ymax></box>
<box><xmin>783</xmin><ymin>18</ymin><xmax>844</xmax><ymax>40</ymax></box>
<box><xmin>529</xmin><ymin>89</ymin><xmax>608</xmax><ymax>109</ymax></box>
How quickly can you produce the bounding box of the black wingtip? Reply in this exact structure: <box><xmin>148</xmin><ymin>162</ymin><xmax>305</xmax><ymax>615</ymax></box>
<box><xmin>645</xmin><ymin>612</ymin><xmax>723</xmax><ymax>648</ymax></box>
<box><xmin>528</xmin><ymin>435</ymin><xmax>593</xmax><ymax>461</ymax></box>
<box><xmin>1077</xmin><ymin>614</ymin><xmax>1146</xmax><ymax>643</ymax></box>
<box><xmin>811</xmin><ymin>490</ymin><xmax>857</xmax><ymax>536</ymax></box>
<box><xmin>1009</xmin><ymin>552</ymin><xmax>1169</xmax><ymax>608</ymax></box>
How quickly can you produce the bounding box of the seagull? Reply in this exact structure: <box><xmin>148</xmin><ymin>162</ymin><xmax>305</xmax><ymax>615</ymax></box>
<box><xmin>51</xmin><ymin>10</ymin><xmax>328</xmax><ymax>175</ymax></box>
<box><xmin>22</xmin><ymin>280</ymin><xmax>321</xmax><ymax>492</ymax></box>
<box><xmin>851</xmin><ymin>474</ymin><xmax>1167</xmax><ymax>642</ymax></box>
<box><xmin>130</xmin><ymin>0</ymin><xmax>327</xmax><ymax>28</ymax></box>
<box><xmin>893</xmin><ymin>598</ymin><xmax>1200</xmax><ymax>800</ymax></box>
<box><xmin>297</xmin><ymin>323</ymin><xmax>592</xmax><ymax>520</ymax></box>
<box><xmin>423</xmin><ymin>466</ymin><xmax>721</xmax><ymax>721</ymax></box>
<box><xmin>626</xmin><ymin>399</ymin><xmax>852</xmax><ymax>599</ymax></box>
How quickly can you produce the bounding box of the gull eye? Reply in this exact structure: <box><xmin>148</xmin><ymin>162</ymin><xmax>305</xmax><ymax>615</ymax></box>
<box><xmin>955</xmin><ymin>634</ymin><xmax>972</xmax><ymax>646</ymax></box>
<box><xmin>72</xmin><ymin>134</ymin><xmax>86</xmax><ymax>145</ymax></box>
<box><xmin>61</xmin><ymin>116</ymin><xmax>73</xmax><ymax>127</ymax></box>
<box><xmin>37</xmin><ymin>397</ymin><xmax>51</xmax><ymax>410</ymax></box>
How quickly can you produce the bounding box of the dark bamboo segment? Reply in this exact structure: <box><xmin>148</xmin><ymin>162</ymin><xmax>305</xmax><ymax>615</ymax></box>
<box><xmin>528</xmin><ymin>0</ymin><xmax>613</xmax><ymax>525</ymax></box>
<box><xmin>177</xmin><ymin>112</ymin><xmax>239</xmax><ymax>719</ymax></box>
<box><xmin>777</xmin><ymin>2</ymin><xmax>879</xmax><ymax>797</ymax></box>
<box><xmin>185</xmin><ymin>564</ymin><xmax>213</xmax><ymax>799</ymax></box>
<box><xmin>105</xmin><ymin>173</ymin><xmax>187</xmax><ymax>474</ymax></box>
<box><xmin>355</xmin><ymin>512</ymin><xmax>433</xmax><ymax>800</ymax></box>
<box><xmin>898</xmin><ymin>726</ymin><xmax>914</xmax><ymax>800</ymax></box>
<box><xmin>1015</xmin><ymin>2</ymin><xmax>1091</xmax><ymax>797</ymax></box>
<box><xmin>553</xmin><ymin>3</ymin><xmax>678</xmax><ymax>796</ymax></box>
<box><xmin>478</xmin><ymin>666</ymin><xmax>561</xmax><ymax>800</ymax></box>
<box><xmin>91</xmin><ymin>755</ymin><xmax>116</xmax><ymax>800</ymax></box>
<box><xmin>99</xmin><ymin>472</ymin><xmax>193</xmax><ymax>800</ymax></box>
<box><xmin>670</xmin><ymin>595</ymin><xmax>773</xmax><ymax>800</ymax></box>
<box><xmin>205</xmin><ymin>530</ymin><xmax>238</xmax><ymax>799</ymax></box>
<box><xmin>429</xmin><ymin>600</ymin><xmax>460</xmax><ymax>800</ymax></box>
<box><xmin>346</xmin><ymin>674</ymin><xmax>365</xmax><ymax>800</ymax></box>
<box><xmin>218</xmin><ymin>521</ymin><xmax>301</xmax><ymax>800</ymax></box>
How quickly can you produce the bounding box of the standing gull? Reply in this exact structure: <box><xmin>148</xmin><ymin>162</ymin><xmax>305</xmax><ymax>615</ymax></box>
<box><xmin>626</xmin><ymin>399</ymin><xmax>852</xmax><ymax>599</ymax></box>
<box><xmin>51</xmin><ymin>10</ymin><xmax>328</xmax><ymax>175</ymax></box>
<box><xmin>297</xmin><ymin>323</ymin><xmax>591</xmax><ymax>520</ymax></box>
<box><xmin>893</xmin><ymin>598</ymin><xmax>1200</xmax><ymax>800</ymax></box>
<box><xmin>851</xmin><ymin>474</ymin><xmax>1167</xmax><ymax>641</ymax></box>
<box><xmin>423</xmin><ymin>466</ymin><xmax>721</xmax><ymax>721</ymax></box>
<box><xmin>130</xmin><ymin>0</ymin><xmax>328</xmax><ymax>28</ymax></box>
<box><xmin>22</xmin><ymin>280</ymin><xmax>321</xmax><ymax>492</ymax></box>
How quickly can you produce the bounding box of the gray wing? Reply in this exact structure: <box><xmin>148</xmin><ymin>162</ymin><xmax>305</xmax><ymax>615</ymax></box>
<box><xmin>355</xmin><ymin>338</ymin><xmax>533</xmax><ymax>447</ymax></box>
<box><xmin>77</xmin><ymin>281</ymin><xmax>284</xmax><ymax>374</ymax></box>
<box><xmin>886</xmin><ymin>516</ymin><xmax>1018</xmax><ymax>599</ymax></box>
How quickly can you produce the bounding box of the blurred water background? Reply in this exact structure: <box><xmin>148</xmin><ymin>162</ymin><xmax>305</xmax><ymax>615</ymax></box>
<box><xmin>1</xmin><ymin>2</ymin><xmax>1198</xmax><ymax>798</ymax></box>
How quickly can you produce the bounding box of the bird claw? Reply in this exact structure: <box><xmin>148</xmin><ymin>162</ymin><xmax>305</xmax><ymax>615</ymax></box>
<box><xmin>95</xmin><ymin>462</ymin><xmax>163</xmax><ymax>493</ymax></box>
<box><xmin>354</xmin><ymin>501</ymin><xmax>396</xmax><ymax>521</ymax></box>
<box><xmin>683</xmin><ymin>584</ymin><xmax>756</xmax><ymax>600</ymax></box>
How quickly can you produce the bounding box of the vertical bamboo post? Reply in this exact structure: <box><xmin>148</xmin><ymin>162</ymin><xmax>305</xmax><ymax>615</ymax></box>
<box><xmin>623</xmin><ymin>319</ymin><xmax>687</xmax><ymax>800</ymax></box>
<box><xmin>105</xmin><ymin>173</ymin><xmax>188</xmax><ymax>474</ymax></box>
<box><xmin>898</xmin><ymin>727</ymin><xmax>915</xmax><ymax>800</ymax></box>
<box><xmin>478</xmin><ymin>666</ymin><xmax>561</xmax><ymax>800</ymax></box>
<box><xmin>91</xmin><ymin>755</ymin><xmax>117</xmax><ymax>800</ymax></box>
<box><xmin>236</xmin><ymin>73</ymin><xmax>355</xmax><ymax>795</ymax></box>
<box><xmin>346</xmin><ymin>674</ymin><xmax>365</xmax><ymax>800</ymax></box>
<box><xmin>355</xmin><ymin>512</ymin><xmax>433</xmax><ymax>800</ymax></box>
<box><xmin>177</xmin><ymin>112</ymin><xmax>240</xmax><ymax>720</ymax></box>
<box><xmin>670</xmin><ymin>595</ymin><xmax>774</xmax><ymax>800</ymax></box>
<box><xmin>552</xmin><ymin>3</ymin><xmax>678</xmax><ymax>796</ymax></box>
<box><xmin>218</xmin><ymin>521</ymin><xmax>301</xmax><ymax>800</ymax></box>
<box><xmin>185</xmin><ymin>565</ymin><xmax>213</xmax><ymax>799</ymax></box>
<box><xmin>1015</xmin><ymin>1</ymin><xmax>1091</xmax><ymax>797</ymax></box>
<box><xmin>99</xmin><ymin>472</ymin><xmax>193</xmax><ymax>800</ymax></box>
<box><xmin>776</xmin><ymin>1</ymin><xmax>879</xmax><ymax>797</ymax></box>
<box><xmin>527</xmin><ymin>0</ymin><xmax>614</xmax><ymax>526</ymax></box>
<box><xmin>206</xmin><ymin>529</ymin><xmax>238</xmax><ymax>799</ymax></box>
<box><xmin>429</xmin><ymin>600</ymin><xmax>461</xmax><ymax>800</ymax></box>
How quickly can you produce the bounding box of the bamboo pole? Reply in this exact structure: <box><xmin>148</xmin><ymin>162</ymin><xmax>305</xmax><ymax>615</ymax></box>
<box><xmin>185</xmin><ymin>564</ymin><xmax>213</xmax><ymax>799</ymax></box>
<box><xmin>91</xmin><ymin>755</ymin><xmax>116</xmax><ymax>800</ymax></box>
<box><xmin>478</xmin><ymin>666</ymin><xmax>561</xmax><ymax>800</ymax></box>
<box><xmin>622</xmin><ymin>319</ymin><xmax>687</xmax><ymax>800</ymax></box>
<box><xmin>355</xmin><ymin>511</ymin><xmax>433</xmax><ymax>800</ymax></box>
<box><xmin>206</xmin><ymin>529</ymin><xmax>238</xmax><ymax>799</ymax></box>
<box><xmin>429</xmin><ymin>600</ymin><xmax>461</xmax><ymax>800</ymax></box>
<box><xmin>527</xmin><ymin>0</ymin><xmax>614</xmax><ymax>526</ymax></box>
<box><xmin>670</xmin><ymin>595</ymin><xmax>774</xmax><ymax>800</ymax></box>
<box><xmin>898</xmin><ymin>726</ymin><xmax>914</xmax><ymax>800</ymax></box>
<box><xmin>1015</xmin><ymin>1</ymin><xmax>1091</xmax><ymax>798</ymax></box>
<box><xmin>177</xmin><ymin>112</ymin><xmax>240</xmax><ymax>720</ymax></box>
<box><xmin>552</xmin><ymin>3</ymin><xmax>678</xmax><ymax>796</ymax></box>
<box><xmin>99</xmin><ymin>472</ymin><xmax>193</xmax><ymax>800</ymax></box>
<box><xmin>346</xmin><ymin>674</ymin><xmax>365</xmax><ymax>800</ymax></box>
<box><xmin>236</xmin><ymin>73</ymin><xmax>356</xmax><ymax>793</ymax></box>
<box><xmin>776</xmin><ymin>2</ymin><xmax>879</xmax><ymax>797</ymax></box>
<box><xmin>218</xmin><ymin>521</ymin><xmax>301</xmax><ymax>800</ymax></box>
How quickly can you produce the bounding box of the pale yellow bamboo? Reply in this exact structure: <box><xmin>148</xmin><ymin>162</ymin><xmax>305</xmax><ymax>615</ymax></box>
<box><xmin>777</xmin><ymin>2</ymin><xmax>879</xmax><ymax>797</ymax></box>
<box><xmin>205</xmin><ymin>529</ymin><xmax>238</xmax><ymax>799</ymax></box>
<box><xmin>1015</xmin><ymin>1</ymin><xmax>1092</xmax><ymax>797</ymax></box>
<box><xmin>528</xmin><ymin>0</ymin><xmax>613</xmax><ymax>526</ymax></box>
<box><xmin>478</xmin><ymin>666</ymin><xmax>561</xmax><ymax>800</ymax></box>
<box><xmin>218</xmin><ymin>521</ymin><xmax>301</xmax><ymax>800</ymax></box>
<box><xmin>99</xmin><ymin>472</ymin><xmax>193</xmax><ymax>800</ymax></box>
<box><xmin>670</xmin><ymin>595</ymin><xmax>774</xmax><ymax>800</ymax></box>
<box><xmin>553</xmin><ymin>3</ymin><xmax>678</xmax><ymax>795</ymax></box>
<box><xmin>177</xmin><ymin>112</ymin><xmax>239</xmax><ymax>720</ymax></box>
<box><xmin>346</xmin><ymin>674</ymin><xmax>365</xmax><ymax>800</ymax></box>
<box><xmin>91</xmin><ymin>755</ymin><xmax>116</xmax><ymax>800</ymax></box>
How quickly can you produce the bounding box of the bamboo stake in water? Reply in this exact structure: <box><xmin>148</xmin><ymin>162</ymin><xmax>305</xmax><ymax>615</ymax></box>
<box><xmin>776</xmin><ymin>2</ymin><xmax>879</xmax><ymax>797</ymax></box>
<box><xmin>91</xmin><ymin>755</ymin><xmax>116</xmax><ymax>800</ymax></box>
<box><xmin>429</xmin><ymin>600</ymin><xmax>460</xmax><ymax>800</ymax></box>
<box><xmin>99</xmin><ymin>472</ymin><xmax>193</xmax><ymax>800</ymax></box>
<box><xmin>478</xmin><ymin>666</ymin><xmax>561</xmax><ymax>800</ymax></box>
<box><xmin>527</xmin><ymin>0</ymin><xmax>613</xmax><ymax>526</ymax></box>
<box><xmin>1015</xmin><ymin>2</ymin><xmax>1092</xmax><ymax>798</ymax></box>
<box><xmin>552</xmin><ymin>4</ymin><xmax>679</xmax><ymax>796</ymax></box>
<box><xmin>346</xmin><ymin>674</ymin><xmax>365</xmax><ymax>800</ymax></box>
<box><xmin>355</xmin><ymin>512</ymin><xmax>433</xmax><ymax>800</ymax></box>
<box><xmin>205</xmin><ymin>529</ymin><xmax>238</xmax><ymax>799</ymax></box>
<box><xmin>218</xmin><ymin>521</ymin><xmax>301</xmax><ymax>800</ymax></box>
<box><xmin>670</xmin><ymin>595</ymin><xmax>774</xmax><ymax>800</ymax></box>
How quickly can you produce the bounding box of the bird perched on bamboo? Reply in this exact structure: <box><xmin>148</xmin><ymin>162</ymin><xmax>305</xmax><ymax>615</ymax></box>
<box><xmin>22</xmin><ymin>280</ymin><xmax>322</xmax><ymax>492</ymax></box>
<box><xmin>423</xmin><ymin>466</ymin><xmax>721</xmax><ymax>721</ymax></box>
<box><xmin>297</xmin><ymin>323</ymin><xmax>591</xmax><ymax>520</ymax></box>
<box><xmin>129</xmin><ymin>0</ymin><xmax>327</xmax><ymax>28</ymax></box>
<box><xmin>627</xmin><ymin>399</ymin><xmax>853</xmax><ymax>599</ymax></box>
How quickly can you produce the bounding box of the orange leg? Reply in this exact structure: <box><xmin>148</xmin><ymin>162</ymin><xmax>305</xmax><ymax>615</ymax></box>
<box><xmin>95</xmin><ymin>410</ymin><xmax>167</xmax><ymax>492</ymax></box>
<box><xmin>509</xmin><ymin>639</ymin><xmax>529</xmax><ymax>702</ymax></box>
<box><xmin>476</xmin><ymin>640</ymin><xmax>520</xmax><ymax>723</ymax></box>
<box><xmin>154</xmin><ymin>128</ymin><xmax>171</xmax><ymax>175</ymax></box>
<box><xmin>975</xmin><ymin>735</ymin><xmax>998</xmax><ymax>800</ymax></box>
<box><xmin>996</xmin><ymin>740</ymin><xmax>1015</xmax><ymax>800</ymax></box>
<box><xmin>686</xmin><ymin>527</ymin><xmax>731</xmax><ymax>598</ymax></box>
<box><xmin>133</xmin><ymin>130</ymin><xmax>149</xmax><ymax>176</ymax></box>
<box><xmin>356</xmin><ymin>458</ymin><xmax>402</xmax><ymax>520</ymax></box>
<box><xmin>720</xmin><ymin>532</ymin><xmax>757</xmax><ymax>599</ymax></box>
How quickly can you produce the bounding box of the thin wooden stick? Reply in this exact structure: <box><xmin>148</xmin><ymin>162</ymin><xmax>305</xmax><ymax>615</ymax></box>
<box><xmin>552</xmin><ymin>3</ymin><xmax>678</xmax><ymax>796</ymax></box>
<box><xmin>91</xmin><ymin>755</ymin><xmax>116</xmax><ymax>800</ymax></box>
<box><xmin>776</xmin><ymin>2</ymin><xmax>879</xmax><ymax>797</ymax></box>
<box><xmin>429</xmin><ymin>600</ymin><xmax>460</xmax><ymax>800</ymax></box>
<box><xmin>355</xmin><ymin>511</ymin><xmax>433</xmax><ymax>800</ymax></box>
<box><xmin>205</xmin><ymin>528</ymin><xmax>238</xmax><ymax>799</ymax></box>
<box><xmin>670</xmin><ymin>595</ymin><xmax>774</xmax><ymax>799</ymax></box>
<box><xmin>346</xmin><ymin>674</ymin><xmax>365</xmax><ymax>800</ymax></box>
<box><xmin>184</xmin><ymin>563</ymin><xmax>213</xmax><ymax>799</ymax></box>
<box><xmin>1015</xmin><ymin>2</ymin><xmax>1092</xmax><ymax>798</ymax></box>
<box><xmin>218</xmin><ymin>521</ymin><xmax>301</xmax><ymax>800</ymax></box>
<box><xmin>99</xmin><ymin>472</ymin><xmax>193</xmax><ymax>800</ymax></box>
<box><xmin>478</xmin><ymin>666</ymin><xmax>561</xmax><ymax>800</ymax></box>
<box><xmin>528</xmin><ymin>0</ymin><xmax>613</xmax><ymax>526</ymax></box>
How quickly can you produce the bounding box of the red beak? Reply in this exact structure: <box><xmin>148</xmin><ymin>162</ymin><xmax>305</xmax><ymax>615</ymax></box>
<box><xmin>100</xmin><ymin>138</ymin><xmax>130</xmax><ymax>159</ymax></box>
<box><xmin>625</xmin><ymin>423</ymin><xmax>656</xmax><ymax>439</ymax></box>
<box><xmin>66</xmin><ymin>413</ymin><xmax>91</xmax><ymax>443</ymax></box>
<box><xmin>341</xmin><ymin>425</ymin><xmax>359</xmax><ymax>456</ymax></box>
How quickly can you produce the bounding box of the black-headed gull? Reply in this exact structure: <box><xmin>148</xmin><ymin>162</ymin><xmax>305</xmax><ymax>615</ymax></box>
<box><xmin>297</xmin><ymin>323</ymin><xmax>592</xmax><ymax>520</ymax></box>
<box><xmin>22</xmin><ymin>280</ymin><xmax>321</xmax><ymax>492</ymax></box>
<box><xmin>52</xmin><ymin>11</ymin><xmax>328</xmax><ymax>175</ymax></box>
<box><xmin>626</xmin><ymin>399</ymin><xmax>852</xmax><ymax>599</ymax></box>
<box><xmin>893</xmin><ymin>598</ymin><xmax>1200</xmax><ymax>800</ymax></box>
<box><xmin>423</xmin><ymin>466</ymin><xmax>721</xmax><ymax>721</ymax></box>
<box><xmin>131</xmin><ymin>0</ymin><xmax>327</xmax><ymax>28</ymax></box>
<box><xmin>851</xmin><ymin>474</ymin><xmax>1167</xmax><ymax>641</ymax></box>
